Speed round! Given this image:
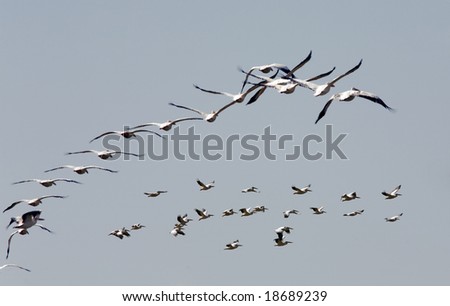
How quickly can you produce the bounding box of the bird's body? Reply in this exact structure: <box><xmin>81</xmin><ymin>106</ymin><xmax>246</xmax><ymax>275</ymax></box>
<box><xmin>171</xmin><ymin>225</ymin><xmax>185</xmax><ymax>237</ymax></box>
<box><xmin>275</xmin><ymin>226</ymin><xmax>293</xmax><ymax>240</ymax></box>
<box><xmin>176</xmin><ymin>214</ymin><xmax>192</xmax><ymax>226</ymax></box>
<box><xmin>241</xmin><ymin>186</ymin><xmax>260</xmax><ymax>193</ymax></box>
<box><xmin>341</xmin><ymin>192</ymin><xmax>360</xmax><ymax>202</ymax></box>
<box><xmin>66</xmin><ymin>150</ymin><xmax>142</xmax><ymax>160</ymax></box>
<box><xmin>130</xmin><ymin>224</ymin><xmax>145</xmax><ymax>230</ymax></box>
<box><xmin>195</xmin><ymin>208</ymin><xmax>213</xmax><ymax>221</ymax></box>
<box><xmin>283</xmin><ymin>209</ymin><xmax>300</xmax><ymax>218</ymax></box>
<box><xmin>253</xmin><ymin>205</ymin><xmax>268</xmax><ymax>213</ymax></box>
<box><xmin>109</xmin><ymin>227</ymin><xmax>131</xmax><ymax>239</ymax></box>
<box><xmin>385</xmin><ymin>213</ymin><xmax>403</xmax><ymax>222</ymax></box>
<box><xmin>343</xmin><ymin>209</ymin><xmax>365</xmax><ymax>217</ymax></box>
<box><xmin>224</xmin><ymin>240</ymin><xmax>242</xmax><ymax>250</ymax></box>
<box><xmin>310</xmin><ymin>206</ymin><xmax>326</xmax><ymax>214</ymax></box>
<box><xmin>45</xmin><ymin>165</ymin><xmax>118</xmax><ymax>175</ymax></box>
<box><xmin>144</xmin><ymin>190</ymin><xmax>168</xmax><ymax>197</ymax></box>
<box><xmin>222</xmin><ymin>209</ymin><xmax>237</xmax><ymax>217</ymax></box>
<box><xmin>3</xmin><ymin>195</ymin><xmax>67</xmax><ymax>213</ymax></box>
<box><xmin>239</xmin><ymin>207</ymin><xmax>254</xmax><ymax>217</ymax></box>
<box><xmin>382</xmin><ymin>185</ymin><xmax>402</xmax><ymax>199</ymax></box>
<box><xmin>292</xmin><ymin>184</ymin><xmax>312</xmax><ymax>195</ymax></box>
<box><xmin>196</xmin><ymin>179</ymin><xmax>215</xmax><ymax>191</ymax></box>
<box><xmin>12</xmin><ymin>178</ymin><xmax>81</xmax><ymax>187</ymax></box>
<box><xmin>274</xmin><ymin>236</ymin><xmax>292</xmax><ymax>247</ymax></box>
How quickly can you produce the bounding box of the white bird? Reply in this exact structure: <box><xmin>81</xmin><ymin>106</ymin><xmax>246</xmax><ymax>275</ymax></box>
<box><xmin>292</xmin><ymin>59</ymin><xmax>362</xmax><ymax>97</ymax></box>
<box><xmin>132</xmin><ymin>117</ymin><xmax>203</xmax><ymax>131</ymax></box>
<box><xmin>283</xmin><ymin>209</ymin><xmax>300</xmax><ymax>218</ymax></box>
<box><xmin>382</xmin><ymin>185</ymin><xmax>402</xmax><ymax>199</ymax></box>
<box><xmin>130</xmin><ymin>224</ymin><xmax>145</xmax><ymax>230</ymax></box>
<box><xmin>341</xmin><ymin>192</ymin><xmax>360</xmax><ymax>202</ymax></box>
<box><xmin>7</xmin><ymin>210</ymin><xmax>52</xmax><ymax>232</ymax></box>
<box><xmin>89</xmin><ymin>128</ymin><xmax>164</xmax><ymax>143</ymax></box>
<box><xmin>6</xmin><ymin>228</ymin><xmax>29</xmax><ymax>260</ymax></box>
<box><xmin>343</xmin><ymin>209</ymin><xmax>365</xmax><ymax>217</ymax></box>
<box><xmin>12</xmin><ymin>178</ymin><xmax>81</xmax><ymax>187</ymax></box>
<box><xmin>194</xmin><ymin>208</ymin><xmax>213</xmax><ymax>221</ymax></box>
<box><xmin>193</xmin><ymin>79</ymin><xmax>263</xmax><ymax>104</ymax></box>
<box><xmin>241</xmin><ymin>186</ymin><xmax>260</xmax><ymax>193</ymax></box>
<box><xmin>144</xmin><ymin>190</ymin><xmax>168</xmax><ymax>197</ymax></box>
<box><xmin>385</xmin><ymin>213</ymin><xmax>403</xmax><ymax>222</ymax></box>
<box><xmin>3</xmin><ymin>195</ymin><xmax>67</xmax><ymax>213</ymax></box>
<box><xmin>196</xmin><ymin>179</ymin><xmax>215</xmax><ymax>191</ymax></box>
<box><xmin>45</xmin><ymin>165</ymin><xmax>118</xmax><ymax>175</ymax></box>
<box><xmin>310</xmin><ymin>206</ymin><xmax>326</xmax><ymax>214</ymax></box>
<box><xmin>109</xmin><ymin>227</ymin><xmax>131</xmax><ymax>239</ymax></box>
<box><xmin>315</xmin><ymin>87</ymin><xmax>394</xmax><ymax>124</ymax></box>
<box><xmin>176</xmin><ymin>214</ymin><xmax>192</xmax><ymax>226</ymax></box>
<box><xmin>222</xmin><ymin>209</ymin><xmax>237</xmax><ymax>217</ymax></box>
<box><xmin>224</xmin><ymin>240</ymin><xmax>242</xmax><ymax>250</ymax></box>
<box><xmin>274</xmin><ymin>236</ymin><xmax>293</xmax><ymax>247</ymax></box>
<box><xmin>168</xmin><ymin>101</ymin><xmax>237</xmax><ymax>123</ymax></box>
<box><xmin>0</xmin><ymin>264</ymin><xmax>31</xmax><ymax>272</ymax></box>
<box><xmin>253</xmin><ymin>205</ymin><xmax>268</xmax><ymax>213</ymax></box>
<box><xmin>275</xmin><ymin>226</ymin><xmax>293</xmax><ymax>240</ymax></box>
<box><xmin>66</xmin><ymin>150</ymin><xmax>143</xmax><ymax>160</ymax></box>
<box><xmin>171</xmin><ymin>226</ymin><xmax>185</xmax><ymax>237</ymax></box>
<box><xmin>239</xmin><ymin>207</ymin><xmax>254</xmax><ymax>217</ymax></box>
<box><xmin>292</xmin><ymin>184</ymin><xmax>312</xmax><ymax>195</ymax></box>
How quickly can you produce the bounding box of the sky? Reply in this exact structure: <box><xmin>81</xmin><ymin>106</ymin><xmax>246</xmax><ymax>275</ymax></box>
<box><xmin>0</xmin><ymin>1</ymin><xmax>450</xmax><ymax>286</ymax></box>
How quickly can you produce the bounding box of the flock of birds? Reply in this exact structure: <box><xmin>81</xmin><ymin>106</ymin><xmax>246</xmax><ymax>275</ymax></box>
<box><xmin>2</xmin><ymin>50</ymin><xmax>400</xmax><ymax>274</ymax></box>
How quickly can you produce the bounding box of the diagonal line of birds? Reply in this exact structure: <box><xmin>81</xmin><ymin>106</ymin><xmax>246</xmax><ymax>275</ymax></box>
<box><xmin>2</xmin><ymin>50</ymin><xmax>403</xmax><ymax>273</ymax></box>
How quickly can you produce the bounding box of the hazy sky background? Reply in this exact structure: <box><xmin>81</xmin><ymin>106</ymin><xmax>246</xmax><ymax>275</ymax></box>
<box><xmin>1</xmin><ymin>1</ymin><xmax>449</xmax><ymax>285</ymax></box>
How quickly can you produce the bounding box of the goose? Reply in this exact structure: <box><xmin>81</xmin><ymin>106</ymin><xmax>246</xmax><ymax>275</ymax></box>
<box><xmin>6</xmin><ymin>228</ymin><xmax>29</xmax><ymax>259</ymax></box>
<box><xmin>89</xmin><ymin>128</ymin><xmax>164</xmax><ymax>143</ymax></box>
<box><xmin>3</xmin><ymin>195</ymin><xmax>67</xmax><ymax>213</ymax></box>
<box><xmin>222</xmin><ymin>209</ymin><xmax>237</xmax><ymax>217</ymax></box>
<box><xmin>196</xmin><ymin>179</ymin><xmax>215</xmax><ymax>191</ymax></box>
<box><xmin>44</xmin><ymin>165</ymin><xmax>118</xmax><ymax>175</ymax></box>
<box><xmin>168</xmin><ymin>101</ymin><xmax>237</xmax><ymax>123</ymax></box>
<box><xmin>385</xmin><ymin>213</ymin><xmax>403</xmax><ymax>222</ymax></box>
<box><xmin>131</xmin><ymin>117</ymin><xmax>202</xmax><ymax>131</ymax></box>
<box><xmin>292</xmin><ymin>59</ymin><xmax>362</xmax><ymax>97</ymax></box>
<box><xmin>241</xmin><ymin>186</ymin><xmax>260</xmax><ymax>193</ymax></box>
<box><xmin>253</xmin><ymin>205</ymin><xmax>268</xmax><ymax>213</ymax></box>
<box><xmin>239</xmin><ymin>207</ymin><xmax>254</xmax><ymax>217</ymax></box>
<box><xmin>341</xmin><ymin>192</ymin><xmax>360</xmax><ymax>202</ymax></box>
<box><xmin>292</xmin><ymin>184</ymin><xmax>312</xmax><ymax>195</ymax></box>
<box><xmin>310</xmin><ymin>206</ymin><xmax>326</xmax><ymax>214</ymax></box>
<box><xmin>109</xmin><ymin>227</ymin><xmax>131</xmax><ymax>239</ymax></box>
<box><xmin>382</xmin><ymin>185</ymin><xmax>402</xmax><ymax>199</ymax></box>
<box><xmin>144</xmin><ymin>190</ymin><xmax>168</xmax><ymax>197</ymax></box>
<box><xmin>274</xmin><ymin>236</ymin><xmax>293</xmax><ymax>247</ymax></box>
<box><xmin>66</xmin><ymin>149</ymin><xmax>143</xmax><ymax>160</ymax></box>
<box><xmin>275</xmin><ymin>226</ymin><xmax>293</xmax><ymax>240</ymax></box>
<box><xmin>176</xmin><ymin>214</ymin><xmax>192</xmax><ymax>226</ymax></box>
<box><xmin>194</xmin><ymin>208</ymin><xmax>213</xmax><ymax>221</ymax></box>
<box><xmin>171</xmin><ymin>225</ymin><xmax>185</xmax><ymax>237</ymax></box>
<box><xmin>130</xmin><ymin>224</ymin><xmax>145</xmax><ymax>230</ymax></box>
<box><xmin>283</xmin><ymin>209</ymin><xmax>300</xmax><ymax>218</ymax></box>
<box><xmin>224</xmin><ymin>240</ymin><xmax>242</xmax><ymax>250</ymax></box>
<box><xmin>0</xmin><ymin>264</ymin><xmax>31</xmax><ymax>272</ymax></box>
<box><xmin>12</xmin><ymin>178</ymin><xmax>81</xmax><ymax>187</ymax></box>
<box><xmin>343</xmin><ymin>209</ymin><xmax>365</xmax><ymax>217</ymax></box>
<box><xmin>315</xmin><ymin>87</ymin><xmax>394</xmax><ymax>124</ymax></box>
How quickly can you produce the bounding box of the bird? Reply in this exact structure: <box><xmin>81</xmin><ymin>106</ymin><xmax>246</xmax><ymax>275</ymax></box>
<box><xmin>3</xmin><ymin>195</ymin><xmax>67</xmax><ymax>213</ymax></box>
<box><xmin>341</xmin><ymin>192</ymin><xmax>360</xmax><ymax>202</ymax></box>
<box><xmin>131</xmin><ymin>117</ymin><xmax>203</xmax><ymax>131</ymax></box>
<box><xmin>66</xmin><ymin>150</ymin><xmax>143</xmax><ymax>160</ymax></box>
<box><xmin>222</xmin><ymin>209</ymin><xmax>237</xmax><ymax>217</ymax></box>
<box><xmin>275</xmin><ymin>226</ymin><xmax>293</xmax><ymax>239</ymax></box>
<box><xmin>171</xmin><ymin>225</ymin><xmax>185</xmax><ymax>237</ymax></box>
<box><xmin>130</xmin><ymin>224</ymin><xmax>145</xmax><ymax>230</ymax></box>
<box><xmin>343</xmin><ymin>209</ymin><xmax>365</xmax><ymax>217</ymax></box>
<box><xmin>12</xmin><ymin>178</ymin><xmax>81</xmax><ymax>187</ymax></box>
<box><xmin>310</xmin><ymin>206</ymin><xmax>326</xmax><ymax>214</ymax></box>
<box><xmin>168</xmin><ymin>101</ymin><xmax>237</xmax><ymax>123</ymax></box>
<box><xmin>292</xmin><ymin>59</ymin><xmax>362</xmax><ymax>97</ymax></box>
<box><xmin>44</xmin><ymin>165</ymin><xmax>118</xmax><ymax>175</ymax></box>
<box><xmin>0</xmin><ymin>264</ymin><xmax>31</xmax><ymax>272</ymax></box>
<box><xmin>194</xmin><ymin>208</ymin><xmax>213</xmax><ymax>221</ymax></box>
<box><xmin>385</xmin><ymin>213</ymin><xmax>403</xmax><ymax>222</ymax></box>
<box><xmin>253</xmin><ymin>205</ymin><xmax>268</xmax><ymax>213</ymax></box>
<box><xmin>292</xmin><ymin>184</ymin><xmax>312</xmax><ymax>195</ymax></box>
<box><xmin>224</xmin><ymin>240</ymin><xmax>242</xmax><ymax>250</ymax></box>
<box><xmin>274</xmin><ymin>236</ymin><xmax>293</xmax><ymax>247</ymax></box>
<box><xmin>283</xmin><ymin>209</ymin><xmax>300</xmax><ymax>218</ymax></box>
<box><xmin>196</xmin><ymin>179</ymin><xmax>215</xmax><ymax>191</ymax></box>
<box><xmin>7</xmin><ymin>210</ymin><xmax>53</xmax><ymax>232</ymax></box>
<box><xmin>382</xmin><ymin>185</ymin><xmax>402</xmax><ymax>199</ymax></box>
<box><xmin>109</xmin><ymin>227</ymin><xmax>131</xmax><ymax>239</ymax></box>
<box><xmin>144</xmin><ymin>190</ymin><xmax>168</xmax><ymax>197</ymax></box>
<box><xmin>193</xmin><ymin>81</ymin><xmax>264</xmax><ymax>104</ymax></box>
<box><xmin>89</xmin><ymin>128</ymin><xmax>164</xmax><ymax>143</ymax></box>
<box><xmin>241</xmin><ymin>186</ymin><xmax>260</xmax><ymax>193</ymax></box>
<box><xmin>6</xmin><ymin>228</ymin><xmax>29</xmax><ymax>260</ymax></box>
<box><xmin>315</xmin><ymin>87</ymin><xmax>394</xmax><ymax>124</ymax></box>
<box><xmin>176</xmin><ymin>214</ymin><xmax>192</xmax><ymax>226</ymax></box>
<box><xmin>239</xmin><ymin>207</ymin><xmax>254</xmax><ymax>217</ymax></box>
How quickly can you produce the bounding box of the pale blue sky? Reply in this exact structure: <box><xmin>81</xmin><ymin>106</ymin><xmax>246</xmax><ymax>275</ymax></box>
<box><xmin>1</xmin><ymin>1</ymin><xmax>449</xmax><ymax>285</ymax></box>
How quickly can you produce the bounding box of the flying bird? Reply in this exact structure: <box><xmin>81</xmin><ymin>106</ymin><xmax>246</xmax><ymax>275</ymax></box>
<box><xmin>194</xmin><ymin>208</ymin><xmax>213</xmax><ymax>221</ymax></box>
<box><xmin>283</xmin><ymin>209</ymin><xmax>300</xmax><ymax>218</ymax></box>
<box><xmin>385</xmin><ymin>213</ymin><xmax>403</xmax><ymax>222</ymax></box>
<box><xmin>3</xmin><ymin>195</ymin><xmax>67</xmax><ymax>213</ymax></box>
<box><xmin>144</xmin><ymin>190</ymin><xmax>168</xmax><ymax>197</ymax></box>
<box><xmin>130</xmin><ymin>224</ymin><xmax>145</xmax><ymax>230</ymax></box>
<box><xmin>292</xmin><ymin>184</ymin><xmax>312</xmax><ymax>195</ymax></box>
<box><xmin>239</xmin><ymin>207</ymin><xmax>254</xmax><ymax>217</ymax></box>
<box><xmin>171</xmin><ymin>225</ymin><xmax>185</xmax><ymax>237</ymax></box>
<box><xmin>274</xmin><ymin>236</ymin><xmax>293</xmax><ymax>247</ymax></box>
<box><xmin>382</xmin><ymin>185</ymin><xmax>402</xmax><ymax>199</ymax></box>
<box><xmin>275</xmin><ymin>226</ymin><xmax>293</xmax><ymax>240</ymax></box>
<box><xmin>310</xmin><ymin>206</ymin><xmax>326</xmax><ymax>214</ymax></box>
<box><xmin>222</xmin><ymin>209</ymin><xmax>237</xmax><ymax>217</ymax></box>
<box><xmin>168</xmin><ymin>101</ymin><xmax>237</xmax><ymax>123</ymax></box>
<box><xmin>224</xmin><ymin>240</ymin><xmax>242</xmax><ymax>250</ymax></box>
<box><xmin>241</xmin><ymin>186</ymin><xmax>260</xmax><ymax>193</ymax></box>
<box><xmin>0</xmin><ymin>264</ymin><xmax>31</xmax><ymax>272</ymax></box>
<box><xmin>341</xmin><ymin>192</ymin><xmax>360</xmax><ymax>202</ymax></box>
<box><xmin>132</xmin><ymin>117</ymin><xmax>202</xmax><ymax>131</ymax></box>
<box><xmin>253</xmin><ymin>205</ymin><xmax>268</xmax><ymax>213</ymax></box>
<box><xmin>176</xmin><ymin>214</ymin><xmax>193</xmax><ymax>226</ymax></box>
<box><xmin>65</xmin><ymin>150</ymin><xmax>143</xmax><ymax>160</ymax></box>
<box><xmin>343</xmin><ymin>209</ymin><xmax>365</xmax><ymax>217</ymax></box>
<box><xmin>6</xmin><ymin>228</ymin><xmax>29</xmax><ymax>260</ymax></box>
<box><xmin>89</xmin><ymin>128</ymin><xmax>164</xmax><ymax>143</ymax></box>
<box><xmin>109</xmin><ymin>227</ymin><xmax>131</xmax><ymax>239</ymax></box>
<box><xmin>44</xmin><ymin>165</ymin><xmax>118</xmax><ymax>175</ymax></box>
<box><xmin>196</xmin><ymin>179</ymin><xmax>215</xmax><ymax>191</ymax></box>
<box><xmin>315</xmin><ymin>87</ymin><xmax>394</xmax><ymax>124</ymax></box>
<box><xmin>12</xmin><ymin>178</ymin><xmax>81</xmax><ymax>187</ymax></box>
<box><xmin>7</xmin><ymin>210</ymin><xmax>53</xmax><ymax>233</ymax></box>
